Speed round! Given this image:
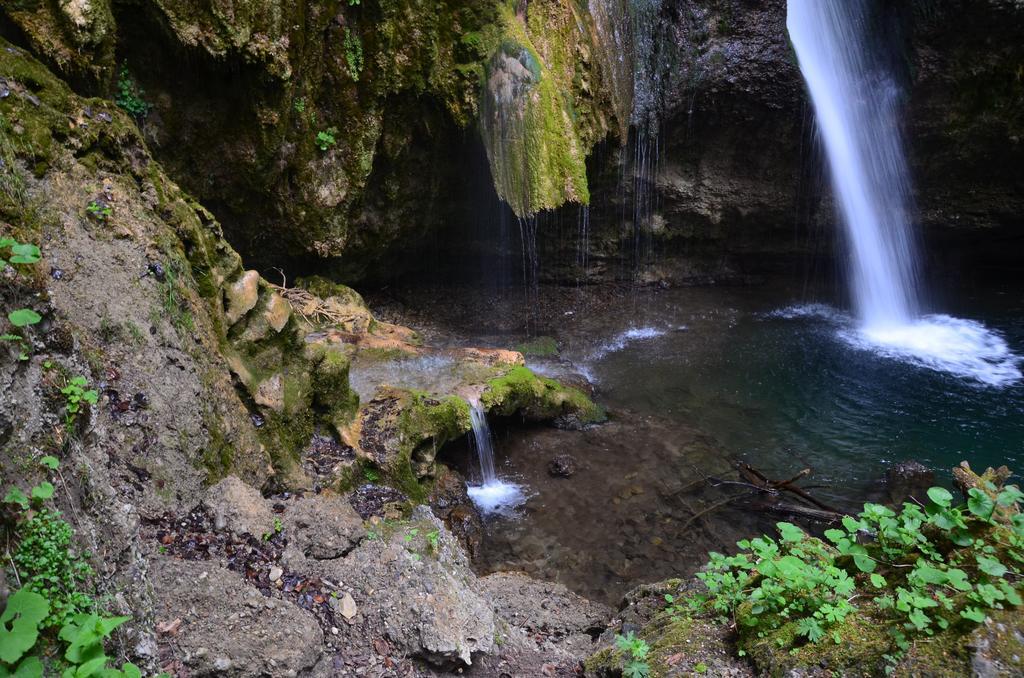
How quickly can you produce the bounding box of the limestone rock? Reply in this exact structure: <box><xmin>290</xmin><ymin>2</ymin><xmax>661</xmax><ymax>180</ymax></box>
<box><xmin>203</xmin><ymin>476</ymin><xmax>275</xmax><ymax>537</ymax></box>
<box><xmin>480</xmin><ymin>572</ymin><xmax>612</xmax><ymax>638</ymax></box>
<box><xmin>282</xmin><ymin>493</ymin><xmax>365</xmax><ymax>560</ymax></box>
<box><xmin>224</xmin><ymin>270</ymin><xmax>260</xmax><ymax>325</ymax></box>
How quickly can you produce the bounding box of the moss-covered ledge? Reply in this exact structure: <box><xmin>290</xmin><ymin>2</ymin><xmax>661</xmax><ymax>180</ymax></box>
<box><xmin>481</xmin><ymin>365</ymin><xmax>605</xmax><ymax>427</ymax></box>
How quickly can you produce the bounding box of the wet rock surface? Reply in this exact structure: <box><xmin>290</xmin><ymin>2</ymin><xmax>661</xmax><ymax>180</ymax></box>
<box><xmin>548</xmin><ymin>453</ymin><xmax>578</xmax><ymax>478</ymax></box>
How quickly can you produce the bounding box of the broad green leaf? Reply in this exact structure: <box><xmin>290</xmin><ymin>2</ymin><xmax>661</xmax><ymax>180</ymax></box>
<box><xmin>870</xmin><ymin>573</ymin><xmax>887</xmax><ymax>588</ymax></box>
<box><xmin>775</xmin><ymin>555</ymin><xmax>806</xmax><ymax>579</ymax></box>
<box><xmin>8</xmin><ymin>655</ymin><xmax>43</xmax><ymax>678</ymax></box>
<box><xmin>946</xmin><ymin>568</ymin><xmax>972</xmax><ymax>591</ymax></box>
<box><xmin>8</xmin><ymin>244</ymin><xmax>41</xmax><ymax>265</ymax></box>
<box><xmin>3</xmin><ymin>487</ymin><xmax>29</xmax><ymax>509</ymax></box>
<box><xmin>30</xmin><ymin>482</ymin><xmax>54</xmax><ymax>501</ymax></box>
<box><xmin>950</xmin><ymin>528</ymin><xmax>973</xmax><ymax>547</ymax></box>
<box><xmin>7</xmin><ymin>309</ymin><xmax>41</xmax><ymax>328</ymax></box>
<box><xmin>926</xmin><ymin>487</ymin><xmax>953</xmax><ymax>508</ymax></box>
<box><xmin>853</xmin><ymin>553</ymin><xmax>876</xmax><ymax>573</ymax></box>
<box><xmin>961</xmin><ymin>607</ymin><xmax>987</xmax><ymax>623</ymax></box>
<box><xmin>776</xmin><ymin>522</ymin><xmax>805</xmax><ymax>543</ymax></box>
<box><xmin>977</xmin><ymin>555</ymin><xmax>1008</xmax><ymax>578</ymax></box>
<box><xmin>968</xmin><ymin>489</ymin><xmax>995</xmax><ymax>520</ymax></box>
<box><xmin>841</xmin><ymin>515</ymin><xmax>864</xmax><ymax>533</ymax></box>
<box><xmin>0</xmin><ymin>589</ymin><xmax>49</xmax><ymax>664</ymax></box>
<box><xmin>913</xmin><ymin>565</ymin><xmax>948</xmax><ymax>585</ymax></box>
<box><xmin>996</xmin><ymin>485</ymin><xmax>1024</xmax><ymax>507</ymax></box>
<box><xmin>39</xmin><ymin>456</ymin><xmax>59</xmax><ymax>470</ymax></box>
<box><xmin>823</xmin><ymin>529</ymin><xmax>845</xmax><ymax>544</ymax></box>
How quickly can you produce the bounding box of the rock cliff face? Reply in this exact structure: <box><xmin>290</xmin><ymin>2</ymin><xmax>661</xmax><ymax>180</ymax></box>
<box><xmin>3</xmin><ymin>0</ymin><xmax>1019</xmax><ymax>286</ymax></box>
<box><xmin>524</xmin><ymin>0</ymin><xmax>1024</xmax><ymax>286</ymax></box>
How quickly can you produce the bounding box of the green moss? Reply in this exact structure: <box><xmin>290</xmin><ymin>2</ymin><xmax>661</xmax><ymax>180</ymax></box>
<box><xmin>310</xmin><ymin>343</ymin><xmax>360</xmax><ymax>428</ymax></box>
<box><xmin>389</xmin><ymin>392</ymin><xmax>472</xmax><ymax>501</ymax></box>
<box><xmin>298</xmin><ymin>275</ymin><xmax>368</xmax><ymax>305</ymax></box>
<box><xmin>514</xmin><ymin>335</ymin><xmax>559</xmax><ymax>357</ymax></box>
<box><xmin>738</xmin><ymin>600</ymin><xmax>892</xmax><ymax>677</ymax></box>
<box><xmin>481</xmin><ymin>366</ymin><xmax>604</xmax><ymax>424</ymax></box>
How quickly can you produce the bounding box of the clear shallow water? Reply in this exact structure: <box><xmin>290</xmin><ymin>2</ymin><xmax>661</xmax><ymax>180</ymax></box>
<box><xmin>374</xmin><ymin>281</ymin><xmax>1024</xmax><ymax>601</ymax></box>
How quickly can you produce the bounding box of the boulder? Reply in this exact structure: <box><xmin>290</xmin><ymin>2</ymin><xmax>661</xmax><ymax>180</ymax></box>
<box><xmin>282</xmin><ymin>493</ymin><xmax>365</xmax><ymax>560</ymax></box>
<box><xmin>203</xmin><ymin>476</ymin><xmax>276</xmax><ymax>537</ymax></box>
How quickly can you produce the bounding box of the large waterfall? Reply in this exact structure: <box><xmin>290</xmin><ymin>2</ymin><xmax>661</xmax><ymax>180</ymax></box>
<box><xmin>788</xmin><ymin>0</ymin><xmax>918</xmax><ymax>328</ymax></box>
<box><xmin>788</xmin><ymin>0</ymin><xmax>1021</xmax><ymax>386</ymax></box>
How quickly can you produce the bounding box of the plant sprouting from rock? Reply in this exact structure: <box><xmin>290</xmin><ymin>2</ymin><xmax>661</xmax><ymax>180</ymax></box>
<box><xmin>61</xmin><ymin>376</ymin><xmax>98</xmax><ymax>427</ymax></box>
<box><xmin>343</xmin><ymin>28</ymin><xmax>364</xmax><ymax>80</ymax></box>
<box><xmin>316</xmin><ymin>128</ymin><xmax>338</xmax><ymax>152</ymax></box>
<box><xmin>85</xmin><ymin>200</ymin><xmax>112</xmax><ymax>222</ymax></box>
<box><xmin>1</xmin><ymin>238</ymin><xmax>43</xmax><ymax>360</ymax></box>
<box><xmin>115</xmin><ymin>65</ymin><xmax>149</xmax><ymax>118</ymax></box>
<box><xmin>614</xmin><ymin>632</ymin><xmax>651</xmax><ymax>678</ymax></box>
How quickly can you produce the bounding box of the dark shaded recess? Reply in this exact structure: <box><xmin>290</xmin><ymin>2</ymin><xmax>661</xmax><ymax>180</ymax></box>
<box><xmin>111</xmin><ymin>1</ymin><xmax>290</xmax><ymax>263</ymax></box>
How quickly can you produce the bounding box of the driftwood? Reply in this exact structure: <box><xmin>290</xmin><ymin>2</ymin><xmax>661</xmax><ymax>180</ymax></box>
<box><xmin>952</xmin><ymin>461</ymin><xmax>1018</xmax><ymax>524</ymax></box>
<box><xmin>736</xmin><ymin>462</ymin><xmax>842</xmax><ymax>515</ymax></box>
<box><xmin>688</xmin><ymin>461</ymin><xmax>847</xmax><ymax>527</ymax></box>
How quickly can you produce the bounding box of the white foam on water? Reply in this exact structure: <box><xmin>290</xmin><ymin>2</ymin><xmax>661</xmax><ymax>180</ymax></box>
<box><xmin>765</xmin><ymin>303</ymin><xmax>847</xmax><ymax>322</ymax></box>
<box><xmin>468</xmin><ymin>480</ymin><xmax>528</xmax><ymax>516</ymax></box>
<box><xmin>840</xmin><ymin>315</ymin><xmax>1023</xmax><ymax>388</ymax></box>
<box><xmin>588</xmin><ymin>326</ymin><xmax>667</xmax><ymax>361</ymax></box>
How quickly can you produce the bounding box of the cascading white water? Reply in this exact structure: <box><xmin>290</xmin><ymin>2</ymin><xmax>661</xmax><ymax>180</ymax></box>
<box><xmin>788</xmin><ymin>0</ymin><xmax>918</xmax><ymax>328</ymax></box>
<box><xmin>465</xmin><ymin>401</ymin><xmax>526</xmax><ymax>515</ymax></box>
<box><xmin>469</xmin><ymin>402</ymin><xmax>498</xmax><ymax>485</ymax></box>
<box><xmin>788</xmin><ymin>0</ymin><xmax>1021</xmax><ymax>386</ymax></box>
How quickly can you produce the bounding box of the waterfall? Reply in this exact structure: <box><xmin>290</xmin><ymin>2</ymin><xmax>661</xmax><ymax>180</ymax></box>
<box><xmin>466</xmin><ymin>401</ymin><xmax>526</xmax><ymax>515</ymax></box>
<box><xmin>788</xmin><ymin>0</ymin><xmax>918</xmax><ymax>328</ymax></box>
<box><xmin>787</xmin><ymin>0</ymin><xmax>1021</xmax><ymax>386</ymax></box>
<box><xmin>469</xmin><ymin>402</ymin><xmax>498</xmax><ymax>485</ymax></box>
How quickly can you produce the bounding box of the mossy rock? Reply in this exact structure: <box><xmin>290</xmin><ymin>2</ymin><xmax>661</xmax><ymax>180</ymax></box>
<box><xmin>481</xmin><ymin>366</ymin><xmax>604</xmax><ymax>427</ymax></box>
<box><xmin>355</xmin><ymin>387</ymin><xmax>472</xmax><ymax>502</ymax></box>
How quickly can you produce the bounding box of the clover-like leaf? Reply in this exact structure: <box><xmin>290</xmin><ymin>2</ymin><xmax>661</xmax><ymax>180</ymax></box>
<box><xmin>977</xmin><ymin>555</ymin><xmax>1007</xmax><ymax>578</ymax></box>
<box><xmin>8</xmin><ymin>243</ymin><xmax>41</xmax><ymax>265</ymax></box>
<box><xmin>30</xmin><ymin>482</ymin><xmax>54</xmax><ymax>501</ymax></box>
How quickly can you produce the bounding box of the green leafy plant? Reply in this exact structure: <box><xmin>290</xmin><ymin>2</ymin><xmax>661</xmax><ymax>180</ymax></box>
<box><xmin>115</xmin><ymin>65</ymin><xmax>149</xmax><ymax>118</ymax></box>
<box><xmin>0</xmin><ymin>588</ymin><xmax>48</xmax><ymax>676</ymax></box>
<box><xmin>12</xmin><ymin>508</ymin><xmax>95</xmax><ymax>629</ymax></box>
<box><xmin>615</xmin><ymin>632</ymin><xmax>651</xmax><ymax>678</ymax></box>
<box><xmin>0</xmin><ymin>589</ymin><xmax>141</xmax><ymax>677</ymax></box>
<box><xmin>61</xmin><ymin>377</ymin><xmax>98</xmax><ymax>427</ymax></box>
<box><xmin>690</xmin><ymin>483</ymin><xmax>1024</xmax><ymax>659</ymax></box>
<box><xmin>426</xmin><ymin>529</ymin><xmax>440</xmax><ymax>552</ymax></box>
<box><xmin>343</xmin><ymin>28</ymin><xmax>364</xmax><ymax>80</ymax></box>
<box><xmin>315</xmin><ymin>128</ymin><xmax>338</xmax><ymax>152</ymax></box>
<box><xmin>293</xmin><ymin>97</ymin><xmax>306</xmax><ymax>113</ymax></box>
<box><xmin>2</xmin><ymin>238</ymin><xmax>43</xmax><ymax>360</ymax></box>
<box><xmin>0</xmin><ymin>238</ymin><xmax>41</xmax><ymax>268</ymax></box>
<box><xmin>85</xmin><ymin>201</ymin><xmax>112</xmax><ymax>222</ymax></box>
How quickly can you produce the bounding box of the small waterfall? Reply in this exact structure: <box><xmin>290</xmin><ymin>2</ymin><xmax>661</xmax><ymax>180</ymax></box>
<box><xmin>787</xmin><ymin>0</ymin><xmax>1021</xmax><ymax>386</ymax></box>
<box><xmin>466</xmin><ymin>401</ymin><xmax>526</xmax><ymax>515</ymax></box>
<box><xmin>469</xmin><ymin>402</ymin><xmax>498</xmax><ymax>485</ymax></box>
